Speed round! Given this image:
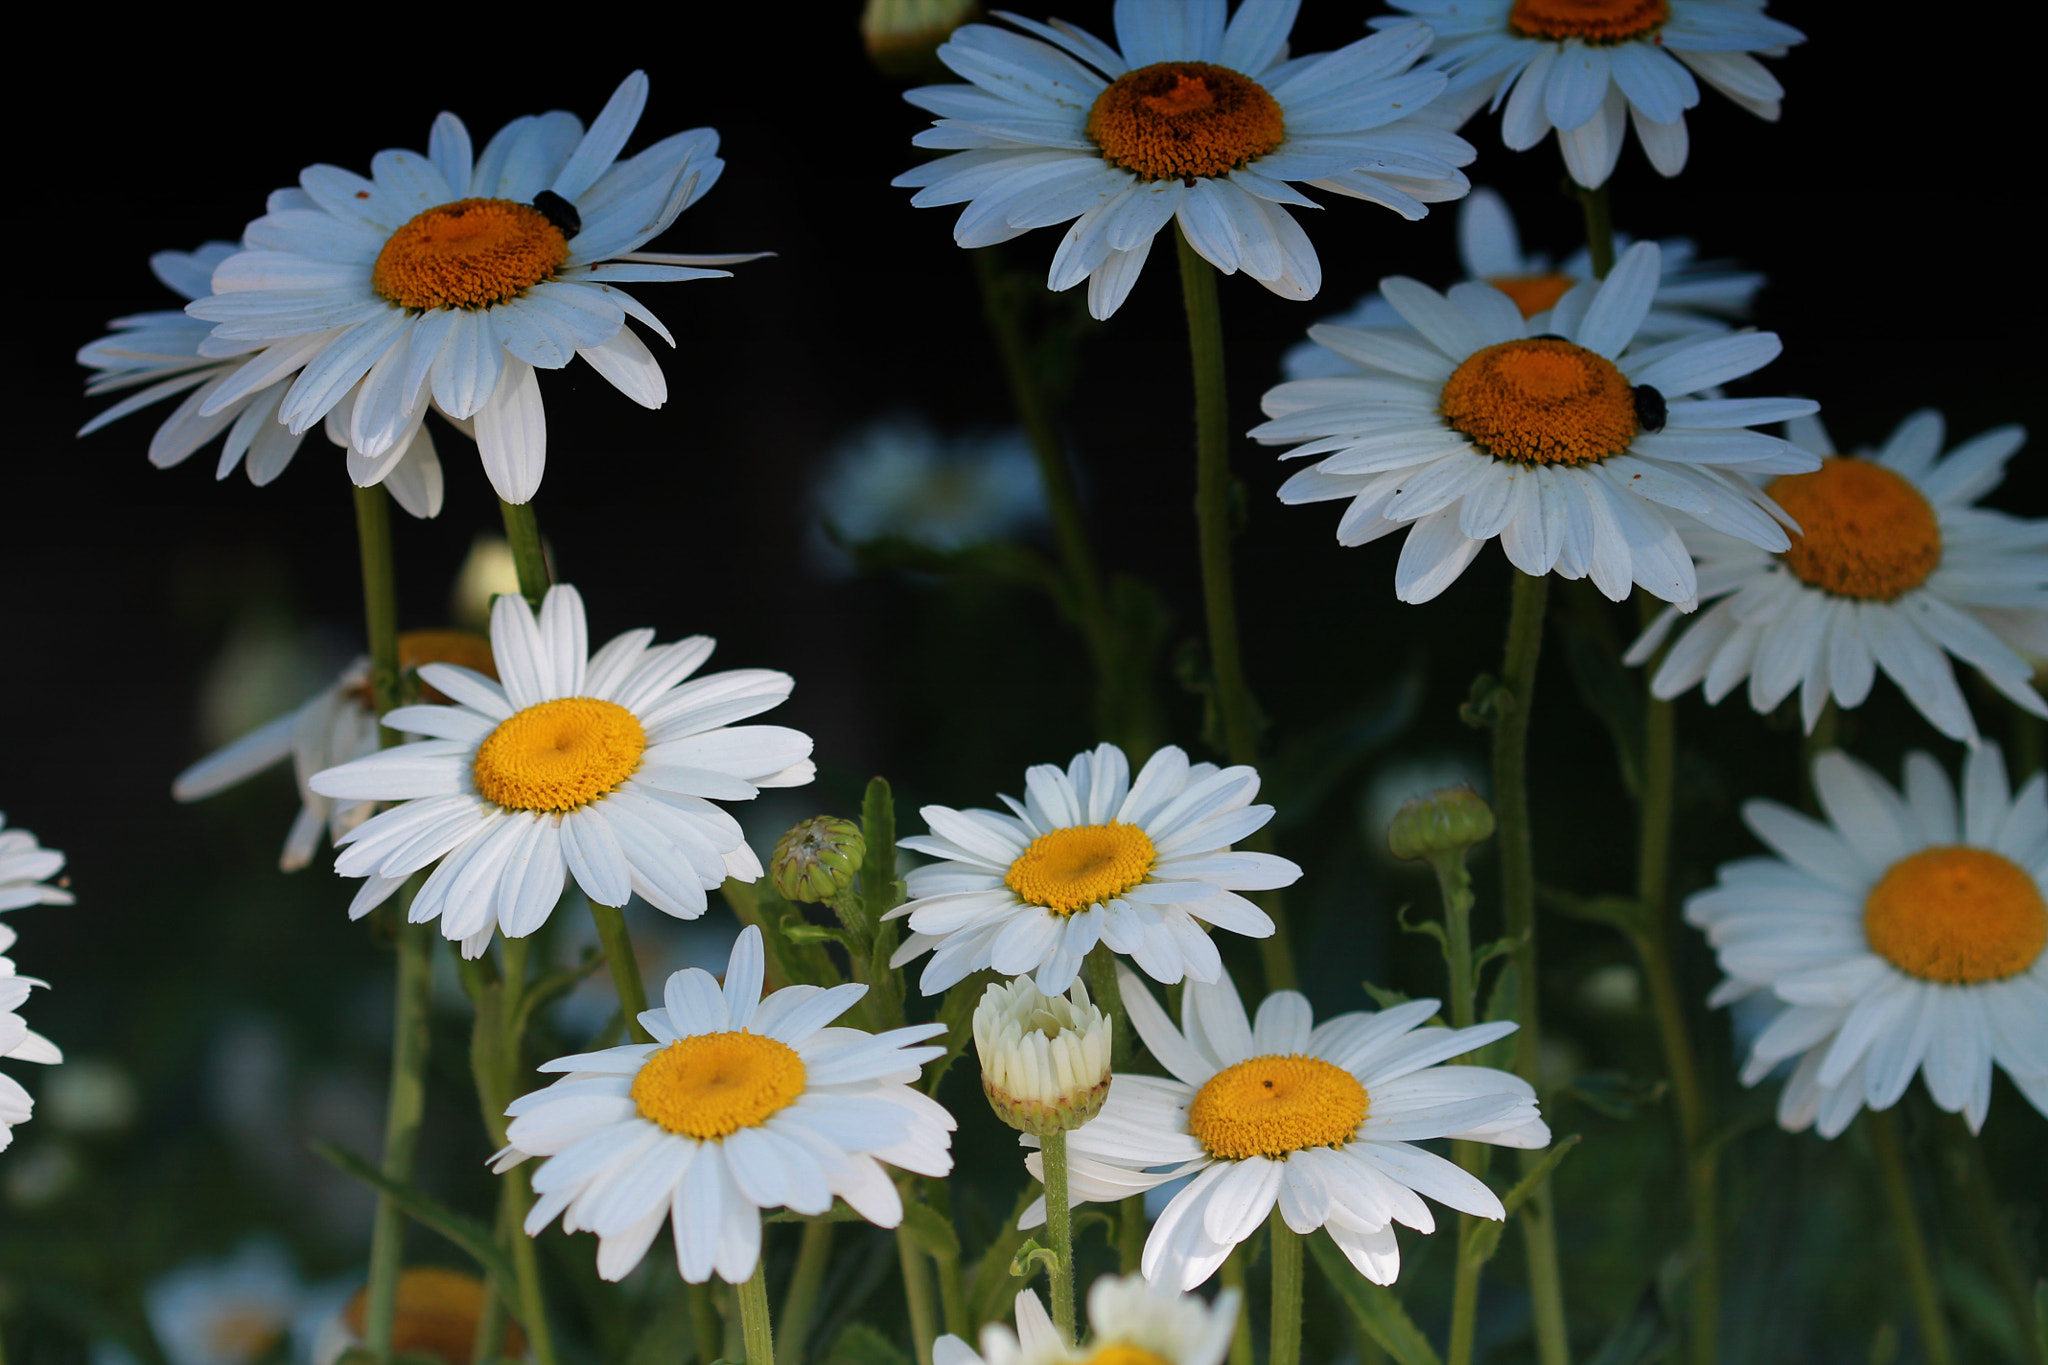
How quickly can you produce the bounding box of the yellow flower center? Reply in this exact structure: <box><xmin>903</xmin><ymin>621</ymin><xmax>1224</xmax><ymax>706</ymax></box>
<box><xmin>372</xmin><ymin>198</ymin><xmax>569</xmax><ymax>312</ymax></box>
<box><xmin>1509</xmin><ymin>0</ymin><xmax>1670</xmax><ymax>42</ymax></box>
<box><xmin>202</xmin><ymin>1311</ymin><xmax>284</xmax><ymax>1364</ymax></box>
<box><xmin>1863</xmin><ymin>846</ymin><xmax>2048</xmax><ymax>984</ymax></box>
<box><xmin>1083</xmin><ymin>1347</ymin><xmax>1173</xmax><ymax>1365</ymax></box>
<box><xmin>471</xmin><ymin>697</ymin><xmax>645</xmax><ymax>812</ymax></box>
<box><xmin>350</xmin><ymin>629</ymin><xmax>500</xmax><ymax>708</ymax></box>
<box><xmin>631</xmin><ymin>1031</ymin><xmax>809</xmax><ymax>1139</ymax></box>
<box><xmin>344</xmin><ymin>1267</ymin><xmax>525</xmax><ymax>1365</ymax></box>
<box><xmin>1440</xmin><ymin>337</ymin><xmax>1638</xmax><ymax>466</ymax></box>
<box><xmin>1486</xmin><ymin>272</ymin><xmax>1576</xmax><ymax>319</ymax></box>
<box><xmin>1005</xmin><ymin>822</ymin><xmax>1158</xmax><ymax>916</ymax></box>
<box><xmin>1766</xmin><ymin>458</ymin><xmax>1943</xmax><ymax>601</ymax></box>
<box><xmin>1086</xmin><ymin>61</ymin><xmax>1285</xmax><ymax>183</ymax></box>
<box><xmin>1187</xmin><ymin>1053</ymin><xmax>1368</xmax><ymax>1160</ymax></box>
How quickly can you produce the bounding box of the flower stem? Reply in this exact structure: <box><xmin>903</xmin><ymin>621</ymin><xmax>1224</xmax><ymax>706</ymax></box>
<box><xmin>590</xmin><ymin>899</ymin><xmax>654</xmax><ymax>1044</ymax></box>
<box><xmin>1867</xmin><ymin>1107</ymin><xmax>1955</xmax><ymax>1365</ymax></box>
<box><xmin>1576</xmin><ymin>183</ymin><xmax>1615</xmax><ymax>280</ymax></box>
<box><xmin>1430</xmin><ymin>847</ymin><xmax>1488</xmax><ymax>1365</ymax></box>
<box><xmin>737</xmin><ymin>1253</ymin><xmax>776</xmax><ymax>1365</ymax></box>
<box><xmin>1175</xmin><ymin>225</ymin><xmax>1297</xmax><ymax>993</ymax></box>
<box><xmin>688</xmin><ymin>1282</ymin><xmax>723</xmax><ymax>1365</ymax></box>
<box><xmin>896</xmin><ymin>1215</ymin><xmax>940</xmax><ymax>1365</ymax></box>
<box><xmin>1041</xmin><ymin>1129</ymin><xmax>1078</xmax><ymax>1344</ymax></box>
<box><xmin>1220</xmin><ymin>1247</ymin><xmax>1255</xmax><ymax>1365</ymax></box>
<box><xmin>354</xmin><ymin>484</ymin><xmax>403</xmax><ymax>723</ymax></box>
<box><xmin>1938</xmin><ymin>1112</ymin><xmax>2042</xmax><ymax>1361</ymax></box>
<box><xmin>776</xmin><ymin>1219</ymin><xmax>834</xmax><ymax>1365</ymax></box>
<box><xmin>498</xmin><ymin>498</ymin><xmax>550</xmax><ymax>607</ymax></box>
<box><xmin>1269</xmin><ymin>1210</ymin><xmax>1303</xmax><ymax>1365</ymax></box>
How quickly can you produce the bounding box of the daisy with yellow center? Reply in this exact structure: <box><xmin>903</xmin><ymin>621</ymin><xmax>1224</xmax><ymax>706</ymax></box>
<box><xmin>184</xmin><ymin>72</ymin><xmax>757</xmax><ymax>505</ymax></box>
<box><xmin>143</xmin><ymin>1241</ymin><xmax>305</xmax><ymax>1365</ymax></box>
<box><xmin>1687</xmin><ymin>746</ymin><xmax>2048</xmax><ymax>1135</ymax></box>
<box><xmin>1020</xmin><ymin>965</ymin><xmax>1548</xmax><ymax>1291</ymax></box>
<box><xmin>1256</xmin><ymin>240</ymin><xmax>1819</xmax><ymax>604</ymax></box>
<box><xmin>887</xmin><ymin>743</ymin><xmax>1301</xmax><ymax>996</ymax></box>
<box><xmin>309</xmin><ymin>585</ymin><xmax>814</xmax><ymax>957</ymax></box>
<box><xmin>1373</xmin><ymin>0</ymin><xmax>1804</xmax><ymax>188</ymax></box>
<box><xmin>499</xmin><ymin>926</ymin><xmax>955</xmax><ymax>1283</ymax></box>
<box><xmin>1628</xmin><ymin>409</ymin><xmax>2045</xmax><ymax>744</ymax></box>
<box><xmin>894</xmin><ymin>0</ymin><xmax>1476</xmax><ymax>320</ymax></box>
<box><xmin>934</xmin><ymin>1275</ymin><xmax>1240</xmax><ymax>1365</ymax></box>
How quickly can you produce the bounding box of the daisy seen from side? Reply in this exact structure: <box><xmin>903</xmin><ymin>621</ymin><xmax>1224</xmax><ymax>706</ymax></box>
<box><xmin>1374</xmin><ymin>0</ymin><xmax>1804</xmax><ymax>188</ymax></box>
<box><xmin>935</xmin><ymin>1275</ymin><xmax>1240</xmax><ymax>1365</ymax></box>
<box><xmin>1627</xmin><ymin>410</ymin><xmax>2045</xmax><ymax>743</ymax></box>
<box><xmin>186</xmin><ymin>72</ymin><xmax>750</xmax><ymax>505</ymax></box>
<box><xmin>499</xmin><ymin>925</ymin><xmax>955</xmax><ymax>1282</ymax></box>
<box><xmin>1025</xmin><ymin>964</ymin><xmax>1549</xmax><ymax>1290</ymax></box>
<box><xmin>308</xmin><ymin>585</ymin><xmax>813</xmax><ymax>956</ymax></box>
<box><xmin>1687</xmin><ymin>746</ymin><xmax>2048</xmax><ymax>1136</ymax></box>
<box><xmin>1254</xmin><ymin>239</ymin><xmax>1819</xmax><ymax>604</ymax></box>
<box><xmin>894</xmin><ymin>0</ymin><xmax>1476</xmax><ymax>319</ymax></box>
<box><xmin>887</xmin><ymin>743</ymin><xmax>1301</xmax><ymax>996</ymax></box>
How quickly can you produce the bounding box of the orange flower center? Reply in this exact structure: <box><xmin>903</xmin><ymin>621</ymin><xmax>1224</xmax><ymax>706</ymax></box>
<box><xmin>1187</xmin><ymin>1054</ymin><xmax>1368</xmax><ymax>1160</ymax></box>
<box><xmin>632</xmin><ymin>1031</ymin><xmax>809</xmax><ymax>1139</ymax></box>
<box><xmin>1086</xmin><ymin>62</ymin><xmax>1285</xmax><ymax>183</ymax></box>
<box><xmin>1005</xmin><ymin>822</ymin><xmax>1158</xmax><ymax>916</ymax></box>
<box><xmin>1440</xmin><ymin>337</ymin><xmax>1638</xmax><ymax>466</ymax></box>
<box><xmin>1083</xmin><ymin>1348</ymin><xmax>1174</xmax><ymax>1365</ymax></box>
<box><xmin>1863</xmin><ymin>846</ymin><xmax>2047</xmax><ymax>983</ymax></box>
<box><xmin>1768</xmin><ymin>458</ymin><xmax>1942</xmax><ymax>601</ymax></box>
<box><xmin>1509</xmin><ymin>0</ymin><xmax>1671</xmax><ymax>42</ymax></box>
<box><xmin>343</xmin><ymin>1267</ymin><xmax>525</xmax><ymax>1365</ymax></box>
<box><xmin>1486</xmin><ymin>272</ymin><xmax>1576</xmax><ymax>319</ymax></box>
<box><xmin>471</xmin><ymin>697</ymin><xmax>646</xmax><ymax>812</ymax></box>
<box><xmin>372</xmin><ymin>198</ymin><xmax>569</xmax><ymax>312</ymax></box>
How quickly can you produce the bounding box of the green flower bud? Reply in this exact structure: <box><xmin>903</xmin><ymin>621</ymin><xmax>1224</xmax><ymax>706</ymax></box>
<box><xmin>770</xmin><ymin>817</ymin><xmax>866</xmax><ymax>904</ymax></box>
<box><xmin>861</xmin><ymin>0</ymin><xmax>981</xmax><ymax>80</ymax></box>
<box><xmin>1387</xmin><ymin>785</ymin><xmax>1496</xmax><ymax>864</ymax></box>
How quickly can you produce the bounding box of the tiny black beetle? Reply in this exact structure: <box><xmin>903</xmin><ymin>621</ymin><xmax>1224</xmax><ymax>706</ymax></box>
<box><xmin>532</xmin><ymin>190</ymin><xmax>582</xmax><ymax>238</ymax></box>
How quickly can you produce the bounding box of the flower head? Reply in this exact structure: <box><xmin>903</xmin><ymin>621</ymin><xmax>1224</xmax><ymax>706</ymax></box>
<box><xmin>145</xmin><ymin>1241</ymin><xmax>306</xmax><ymax>1365</ymax></box>
<box><xmin>771</xmin><ymin>816</ymin><xmax>868</xmax><ymax>904</ymax></box>
<box><xmin>895</xmin><ymin>1</ymin><xmax>1475</xmax><ymax>319</ymax></box>
<box><xmin>1687</xmin><ymin>746</ymin><xmax>2048</xmax><ymax>1135</ymax></box>
<box><xmin>935</xmin><ymin>1275</ymin><xmax>1240</xmax><ymax>1365</ymax></box>
<box><xmin>501</xmin><ymin>926</ymin><xmax>955</xmax><ymax>1282</ymax></box>
<box><xmin>974</xmin><ymin>976</ymin><xmax>1113</xmax><ymax>1135</ymax></box>
<box><xmin>0</xmin><ymin>815</ymin><xmax>67</xmax><ymax>1153</ymax></box>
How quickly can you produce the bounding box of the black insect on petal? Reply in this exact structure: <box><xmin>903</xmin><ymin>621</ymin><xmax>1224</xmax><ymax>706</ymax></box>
<box><xmin>1531</xmin><ymin>333</ymin><xmax>1566</xmax><ymax>342</ymax></box>
<box><xmin>533</xmin><ymin>190</ymin><xmax>581</xmax><ymax>238</ymax></box>
<box><xmin>1634</xmin><ymin>384</ymin><xmax>1667</xmax><ymax>433</ymax></box>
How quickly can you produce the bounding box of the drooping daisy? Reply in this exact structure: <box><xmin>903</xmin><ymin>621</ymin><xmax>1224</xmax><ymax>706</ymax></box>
<box><xmin>1025</xmin><ymin>964</ymin><xmax>1549</xmax><ymax>1290</ymax></box>
<box><xmin>173</xmin><ymin>631</ymin><xmax>498</xmax><ymax>872</ymax></box>
<box><xmin>1254</xmin><ymin>240</ymin><xmax>1819</xmax><ymax>604</ymax></box>
<box><xmin>1283</xmin><ymin>186</ymin><xmax>1762</xmax><ymax>379</ymax></box>
<box><xmin>77</xmin><ymin>243</ymin><xmax>447</xmax><ymax>519</ymax></box>
<box><xmin>1626</xmin><ymin>411</ymin><xmax>2045</xmax><ymax>743</ymax></box>
<box><xmin>893</xmin><ymin>1</ymin><xmax>1475</xmax><ymax>320</ymax></box>
<box><xmin>887</xmin><ymin>743</ymin><xmax>1301</xmax><ymax>996</ymax></box>
<box><xmin>1687</xmin><ymin>746</ymin><xmax>2048</xmax><ymax>1135</ymax></box>
<box><xmin>935</xmin><ymin>1275</ymin><xmax>1240</xmax><ymax>1365</ymax></box>
<box><xmin>499</xmin><ymin>925</ymin><xmax>955</xmax><ymax>1282</ymax></box>
<box><xmin>186</xmin><ymin>72</ymin><xmax>750</xmax><ymax>505</ymax></box>
<box><xmin>308</xmin><ymin>585</ymin><xmax>814</xmax><ymax>956</ymax></box>
<box><xmin>1374</xmin><ymin>0</ymin><xmax>1804</xmax><ymax>189</ymax></box>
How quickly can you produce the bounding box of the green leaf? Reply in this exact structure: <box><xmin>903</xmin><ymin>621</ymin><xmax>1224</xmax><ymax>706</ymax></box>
<box><xmin>516</xmin><ymin>948</ymin><xmax>608</xmax><ymax>1036</ymax></box>
<box><xmin>824</xmin><ymin>1323</ymin><xmax>913</xmax><ymax>1365</ymax></box>
<box><xmin>763</xmin><ymin>1200</ymin><xmax>865</xmax><ymax>1223</ymax></box>
<box><xmin>1459</xmin><ymin>673</ymin><xmax>1510</xmax><ymax>730</ymax></box>
<box><xmin>312</xmin><ymin>1142</ymin><xmax>522</xmax><ymax>1317</ymax></box>
<box><xmin>782</xmin><ymin>918</ymin><xmax>856</xmax><ymax>950</ymax></box>
<box><xmin>1307</xmin><ymin>1230</ymin><xmax>1441</xmax><ymax>1365</ymax></box>
<box><xmin>1393</xmin><ymin>902</ymin><xmax>1450</xmax><ymax>949</ymax></box>
<box><xmin>1460</xmin><ymin>1135</ymin><xmax>1583</xmax><ymax>1266</ymax></box>
<box><xmin>1010</xmin><ymin>1238</ymin><xmax>1060</xmax><ymax>1284</ymax></box>
<box><xmin>859</xmin><ymin>778</ymin><xmax>909</xmax><ymax>1031</ymax></box>
<box><xmin>900</xmin><ymin>1200</ymin><xmax>961</xmax><ymax>1262</ymax></box>
<box><xmin>1568</xmin><ymin>1069</ymin><xmax>1668</xmax><ymax>1120</ymax></box>
<box><xmin>1542</xmin><ymin>888</ymin><xmax>1652</xmax><ymax>940</ymax></box>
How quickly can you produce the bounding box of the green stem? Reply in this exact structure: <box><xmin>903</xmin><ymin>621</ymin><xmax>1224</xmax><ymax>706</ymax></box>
<box><xmin>590</xmin><ymin>899</ymin><xmax>654</xmax><ymax>1044</ymax></box>
<box><xmin>498</xmin><ymin>498</ymin><xmax>550</xmax><ymax>606</ymax></box>
<box><xmin>354</xmin><ymin>484</ymin><xmax>402</xmax><ymax>721</ymax></box>
<box><xmin>1432</xmin><ymin>849</ymin><xmax>1489</xmax><ymax>1365</ymax></box>
<box><xmin>1220</xmin><ymin>1247</ymin><xmax>1255</xmax><ymax>1365</ymax></box>
<box><xmin>688</xmin><ymin>1282</ymin><xmax>723</xmax><ymax>1365</ymax></box>
<box><xmin>1448</xmin><ymin>1215</ymin><xmax>1483</xmax><ymax>1365</ymax></box>
<box><xmin>1575</xmin><ymin>183</ymin><xmax>1615</xmax><ymax>280</ymax></box>
<box><xmin>1939</xmin><ymin>1112</ymin><xmax>2044</xmax><ymax>1361</ymax></box>
<box><xmin>1086</xmin><ymin>942</ymin><xmax>1133</xmax><ymax>1071</ymax></box>
<box><xmin>896</xmin><ymin>1219</ymin><xmax>940</xmax><ymax>1365</ymax></box>
<box><xmin>1176</xmin><ymin>225</ymin><xmax>1297</xmax><ymax>994</ymax></box>
<box><xmin>777</xmin><ymin>1220</ymin><xmax>835</xmax><ymax>1365</ymax></box>
<box><xmin>737</xmin><ymin>1254</ymin><xmax>776</xmax><ymax>1365</ymax></box>
<box><xmin>1119</xmin><ymin>1195</ymin><xmax>1145</xmax><ymax>1277</ymax></box>
<box><xmin>1867</xmin><ymin>1108</ymin><xmax>1954</xmax><ymax>1365</ymax></box>
<box><xmin>1041</xmin><ymin>1129</ymin><xmax>1078</xmax><ymax>1345</ymax></box>
<box><xmin>1269</xmin><ymin>1210</ymin><xmax>1303</xmax><ymax>1365</ymax></box>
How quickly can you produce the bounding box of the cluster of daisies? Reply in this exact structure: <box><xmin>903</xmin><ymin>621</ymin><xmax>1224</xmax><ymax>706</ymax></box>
<box><xmin>1</xmin><ymin>817</ymin><xmax>69</xmax><ymax>1151</ymax></box>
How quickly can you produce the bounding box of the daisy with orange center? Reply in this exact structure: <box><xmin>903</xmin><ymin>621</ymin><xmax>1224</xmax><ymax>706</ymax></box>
<box><xmin>1687</xmin><ymin>746</ymin><xmax>2048</xmax><ymax>1135</ymax></box>
<box><xmin>1628</xmin><ymin>410</ymin><xmax>2046</xmax><ymax>743</ymax></box>
<box><xmin>894</xmin><ymin>0</ymin><xmax>1476</xmax><ymax>320</ymax></box>
<box><xmin>1374</xmin><ymin>0</ymin><xmax>1804</xmax><ymax>188</ymax></box>
<box><xmin>934</xmin><ymin>1275</ymin><xmax>1240</xmax><ymax>1365</ymax></box>
<box><xmin>1256</xmin><ymin>240</ymin><xmax>1818</xmax><ymax>604</ymax></box>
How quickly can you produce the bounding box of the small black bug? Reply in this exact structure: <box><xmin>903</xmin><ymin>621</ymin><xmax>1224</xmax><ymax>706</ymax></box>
<box><xmin>1633</xmin><ymin>384</ymin><xmax>1667</xmax><ymax>432</ymax></box>
<box><xmin>1530</xmin><ymin>332</ymin><xmax>1566</xmax><ymax>342</ymax></box>
<box><xmin>532</xmin><ymin>190</ymin><xmax>582</xmax><ymax>238</ymax></box>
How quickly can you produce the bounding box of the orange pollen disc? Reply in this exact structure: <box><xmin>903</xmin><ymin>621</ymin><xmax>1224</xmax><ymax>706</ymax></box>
<box><xmin>343</xmin><ymin>1267</ymin><xmax>526</xmax><ymax>1364</ymax></box>
<box><xmin>1509</xmin><ymin>0</ymin><xmax>1671</xmax><ymax>42</ymax></box>
<box><xmin>1486</xmin><ymin>272</ymin><xmax>1577</xmax><ymax>319</ymax></box>
<box><xmin>1186</xmin><ymin>1053</ymin><xmax>1368</xmax><ymax>1160</ymax></box>
<box><xmin>345</xmin><ymin>628</ymin><xmax>499</xmax><ymax>708</ymax></box>
<box><xmin>372</xmin><ymin>198</ymin><xmax>569</xmax><ymax>311</ymax></box>
<box><xmin>1863</xmin><ymin>846</ymin><xmax>2048</xmax><ymax>984</ymax></box>
<box><xmin>1439</xmin><ymin>337</ymin><xmax>1638</xmax><ymax>466</ymax></box>
<box><xmin>1766</xmin><ymin>458</ymin><xmax>1943</xmax><ymax>600</ymax></box>
<box><xmin>1085</xmin><ymin>61</ymin><xmax>1285</xmax><ymax>183</ymax></box>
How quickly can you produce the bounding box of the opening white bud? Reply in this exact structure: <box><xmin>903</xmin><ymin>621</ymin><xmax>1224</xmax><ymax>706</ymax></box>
<box><xmin>972</xmin><ymin>977</ymin><xmax>1113</xmax><ymax>1136</ymax></box>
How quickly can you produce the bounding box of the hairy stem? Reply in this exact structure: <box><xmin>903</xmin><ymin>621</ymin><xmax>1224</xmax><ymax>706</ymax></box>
<box><xmin>1269</xmin><ymin>1211</ymin><xmax>1303</xmax><ymax>1365</ymax></box>
<box><xmin>498</xmin><ymin>498</ymin><xmax>550</xmax><ymax>607</ymax></box>
<box><xmin>737</xmin><ymin>1254</ymin><xmax>776</xmax><ymax>1365</ymax></box>
<box><xmin>1042</xmin><ymin>1129</ymin><xmax>1078</xmax><ymax>1344</ymax></box>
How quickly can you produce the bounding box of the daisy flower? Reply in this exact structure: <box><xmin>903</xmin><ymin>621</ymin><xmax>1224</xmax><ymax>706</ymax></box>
<box><xmin>886</xmin><ymin>743</ymin><xmax>1301</xmax><ymax>996</ymax></box>
<box><xmin>307</xmin><ymin>585</ymin><xmax>814</xmax><ymax>956</ymax></box>
<box><xmin>1283</xmin><ymin>186</ymin><xmax>1762</xmax><ymax>379</ymax></box>
<box><xmin>499</xmin><ymin>925</ymin><xmax>955</xmax><ymax>1282</ymax></box>
<box><xmin>0</xmin><ymin>815</ymin><xmax>73</xmax><ymax>916</ymax></box>
<box><xmin>1686</xmin><ymin>746</ymin><xmax>2048</xmax><ymax>1135</ymax></box>
<box><xmin>173</xmin><ymin>631</ymin><xmax>498</xmax><ymax>872</ymax></box>
<box><xmin>1026</xmin><ymin>964</ymin><xmax>1549</xmax><ymax>1290</ymax></box>
<box><xmin>0</xmin><ymin>815</ymin><xmax>67</xmax><ymax>1154</ymax></box>
<box><xmin>1374</xmin><ymin>0</ymin><xmax>1804</xmax><ymax>189</ymax></box>
<box><xmin>186</xmin><ymin>72</ymin><xmax>750</xmax><ymax>505</ymax></box>
<box><xmin>77</xmin><ymin>243</ymin><xmax>447</xmax><ymax>520</ymax></box>
<box><xmin>1626</xmin><ymin>411</ymin><xmax>2045</xmax><ymax>744</ymax></box>
<box><xmin>893</xmin><ymin>1</ymin><xmax>1476</xmax><ymax>320</ymax></box>
<box><xmin>1254</xmin><ymin>240</ymin><xmax>1819</xmax><ymax>604</ymax></box>
<box><xmin>935</xmin><ymin>1275</ymin><xmax>1240</xmax><ymax>1365</ymax></box>
<box><xmin>145</xmin><ymin>1241</ymin><xmax>307</xmax><ymax>1365</ymax></box>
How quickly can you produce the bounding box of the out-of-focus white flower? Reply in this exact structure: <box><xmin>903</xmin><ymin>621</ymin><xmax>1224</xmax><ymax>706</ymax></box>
<box><xmin>146</xmin><ymin>1241</ymin><xmax>305</xmax><ymax>1365</ymax></box>
<box><xmin>813</xmin><ymin>414</ymin><xmax>1045</xmax><ymax>574</ymax></box>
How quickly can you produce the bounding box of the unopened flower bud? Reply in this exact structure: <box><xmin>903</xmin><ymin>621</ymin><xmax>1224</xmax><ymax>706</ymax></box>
<box><xmin>974</xmin><ymin>977</ymin><xmax>1112</xmax><ymax>1136</ymax></box>
<box><xmin>862</xmin><ymin>0</ymin><xmax>981</xmax><ymax>80</ymax></box>
<box><xmin>1387</xmin><ymin>785</ymin><xmax>1496</xmax><ymax>864</ymax></box>
<box><xmin>771</xmin><ymin>817</ymin><xmax>866</xmax><ymax>904</ymax></box>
